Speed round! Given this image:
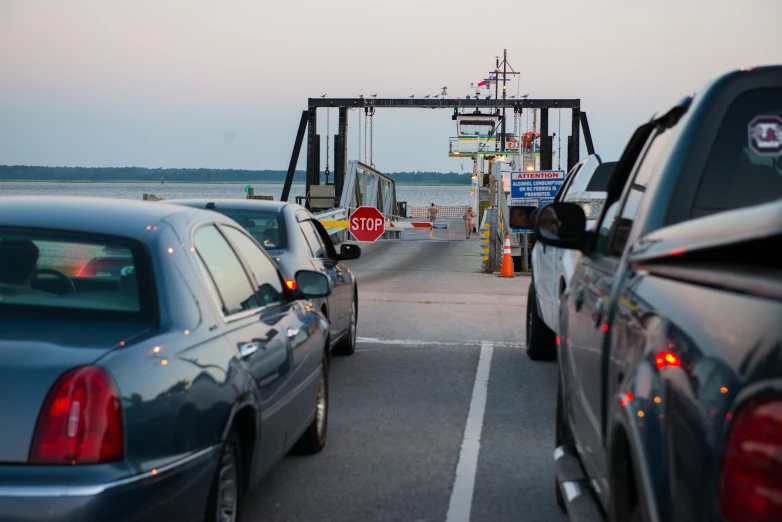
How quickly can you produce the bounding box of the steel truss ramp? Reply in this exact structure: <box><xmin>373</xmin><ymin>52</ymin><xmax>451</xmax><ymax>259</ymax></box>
<box><xmin>340</xmin><ymin>160</ymin><xmax>398</xmax><ymax>219</ymax></box>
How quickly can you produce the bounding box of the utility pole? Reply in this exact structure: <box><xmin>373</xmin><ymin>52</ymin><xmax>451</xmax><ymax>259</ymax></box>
<box><xmin>484</xmin><ymin>50</ymin><xmax>520</xmax><ymax>273</ymax></box>
<box><xmin>501</xmin><ymin>49</ymin><xmax>507</xmax><ymax>154</ymax></box>
<box><xmin>488</xmin><ymin>51</ymin><xmax>519</xmax><ymax>155</ymax></box>
<box><xmin>558</xmin><ymin>109</ymin><xmax>562</xmax><ymax>170</ymax></box>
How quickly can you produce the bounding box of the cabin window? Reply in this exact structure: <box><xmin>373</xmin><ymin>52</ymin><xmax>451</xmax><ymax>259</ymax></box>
<box><xmin>459</xmin><ymin>120</ymin><xmax>495</xmax><ymax>136</ymax></box>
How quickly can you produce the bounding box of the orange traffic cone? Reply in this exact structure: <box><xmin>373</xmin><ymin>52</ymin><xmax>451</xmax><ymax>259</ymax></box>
<box><xmin>499</xmin><ymin>234</ymin><xmax>515</xmax><ymax>277</ymax></box>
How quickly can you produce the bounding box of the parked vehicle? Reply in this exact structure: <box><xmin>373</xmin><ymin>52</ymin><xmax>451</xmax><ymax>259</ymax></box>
<box><xmin>0</xmin><ymin>196</ymin><xmax>333</xmax><ymax>522</ymax></box>
<box><xmin>168</xmin><ymin>199</ymin><xmax>361</xmax><ymax>358</ymax></box>
<box><xmin>527</xmin><ymin>154</ymin><xmax>616</xmax><ymax>360</ymax></box>
<box><xmin>533</xmin><ymin>65</ymin><xmax>782</xmax><ymax>522</ymax></box>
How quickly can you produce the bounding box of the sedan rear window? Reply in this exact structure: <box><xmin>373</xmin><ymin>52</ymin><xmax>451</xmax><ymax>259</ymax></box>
<box><xmin>216</xmin><ymin>210</ymin><xmax>288</xmax><ymax>250</ymax></box>
<box><xmin>0</xmin><ymin>230</ymin><xmax>154</xmax><ymax>321</ymax></box>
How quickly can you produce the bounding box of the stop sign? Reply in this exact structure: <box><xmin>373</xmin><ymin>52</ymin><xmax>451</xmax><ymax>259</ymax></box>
<box><xmin>349</xmin><ymin>206</ymin><xmax>385</xmax><ymax>242</ymax></box>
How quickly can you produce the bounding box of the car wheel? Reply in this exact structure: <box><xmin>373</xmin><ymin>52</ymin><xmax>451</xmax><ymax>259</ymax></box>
<box><xmin>205</xmin><ymin>430</ymin><xmax>241</xmax><ymax>522</ymax></box>
<box><xmin>334</xmin><ymin>293</ymin><xmax>357</xmax><ymax>356</ymax></box>
<box><xmin>292</xmin><ymin>352</ymin><xmax>329</xmax><ymax>454</ymax></box>
<box><xmin>526</xmin><ymin>280</ymin><xmax>557</xmax><ymax>361</ymax></box>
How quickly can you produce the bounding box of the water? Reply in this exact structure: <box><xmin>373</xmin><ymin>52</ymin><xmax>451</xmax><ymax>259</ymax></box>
<box><xmin>0</xmin><ymin>182</ymin><xmax>471</xmax><ymax>209</ymax></box>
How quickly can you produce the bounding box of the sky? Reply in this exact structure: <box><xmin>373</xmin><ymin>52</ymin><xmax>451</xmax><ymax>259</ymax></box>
<box><xmin>1</xmin><ymin>0</ymin><xmax>780</xmax><ymax>174</ymax></box>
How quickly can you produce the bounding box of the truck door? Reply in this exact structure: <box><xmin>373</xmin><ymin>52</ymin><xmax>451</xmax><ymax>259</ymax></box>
<box><xmin>566</xmin><ymin>127</ymin><xmax>672</xmax><ymax>481</ymax></box>
<box><xmin>533</xmin><ymin>161</ymin><xmax>583</xmax><ymax>325</ymax></box>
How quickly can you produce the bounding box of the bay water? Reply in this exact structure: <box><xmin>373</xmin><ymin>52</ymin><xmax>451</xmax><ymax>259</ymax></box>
<box><xmin>0</xmin><ymin>182</ymin><xmax>471</xmax><ymax>209</ymax></box>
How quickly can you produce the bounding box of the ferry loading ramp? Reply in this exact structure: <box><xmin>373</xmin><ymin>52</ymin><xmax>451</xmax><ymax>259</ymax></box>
<box><xmin>281</xmin><ymin>96</ymin><xmax>596</xmax><ymax>210</ymax></box>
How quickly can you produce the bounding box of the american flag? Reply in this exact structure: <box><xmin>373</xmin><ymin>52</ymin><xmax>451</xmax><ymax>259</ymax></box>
<box><xmin>478</xmin><ymin>74</ymin><xmax>496</xmax><ymax>88</ymax></box>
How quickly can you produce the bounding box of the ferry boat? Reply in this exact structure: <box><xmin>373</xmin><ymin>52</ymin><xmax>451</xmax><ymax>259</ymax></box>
<box><xmin>448</xmin><ymin>109</ymin><xmax>545</xmax><ymax>172</ymax></box>
<box><xmin>451</xmin><ymin>106</ymin><xmax>552</xmax><ymax>225</ymax></box>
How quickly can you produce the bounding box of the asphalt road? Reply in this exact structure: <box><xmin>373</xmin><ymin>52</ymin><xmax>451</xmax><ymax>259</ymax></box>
<box><xmin>241</xmin><ymin>226</ymin><xmax>565</xmax><ymax>522</ymax></box>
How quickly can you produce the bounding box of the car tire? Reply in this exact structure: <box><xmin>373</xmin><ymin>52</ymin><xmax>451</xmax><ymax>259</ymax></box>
<box><xmin>333</xmin><ymin>292</ymin><xmax>357</xmax><ymax>356</ymax></box>
<box><xmin>526</xmin><ymin>280</ymin><xmax>557</xmax><ymax>361</ymax></box>
<box><xmin>205</xmin><ymin>429</ymin><xmax>242</xmax><ymax>522</ymax></box>
<box><xmin>292</xmin><ymin>352</ymin><xmax>329</xmax><ymax>455</ymax></box>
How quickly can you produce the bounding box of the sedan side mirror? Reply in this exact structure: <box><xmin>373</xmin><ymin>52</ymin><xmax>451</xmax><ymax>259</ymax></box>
<box><xmin>294</xmin><ymin>270</ymin><xmax>331</xmax><ymax>298</ymax></box>
<box><xmin>339</xmin><ymin>243</ymin><xmax>361</xmax><ymax>261</ymax></box>
<box><xmin>533</xmin><ymin>202</ymin><xmax>588</xmax><ymax>251</ymax></box>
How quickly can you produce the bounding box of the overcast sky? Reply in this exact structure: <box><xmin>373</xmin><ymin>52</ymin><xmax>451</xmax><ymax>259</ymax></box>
<box><xmin>1</xmin><ymin>0</ymin><xmax>780</xmax><ymax>174</ymax></box>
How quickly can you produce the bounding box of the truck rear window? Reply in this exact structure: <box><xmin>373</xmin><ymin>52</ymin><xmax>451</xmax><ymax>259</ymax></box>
<box><xmin>585</xmin><ymin>162</ymin><xmax>616</xmax><ymax>192</ymax></box>
<box><xmin>692</xmin><ymin>88</ymin><xmax>782</xmax><ymax>219</ymax></box>
<box><xmin>0</xmin><ymin>230</ymin><xmax>155</xmax><ymax>321</ymax></box>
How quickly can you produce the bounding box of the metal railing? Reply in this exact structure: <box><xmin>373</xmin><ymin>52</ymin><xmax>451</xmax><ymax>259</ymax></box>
<box><xmin>408</xmin><ymin>206</ymin><xmax>471</xmax><ymax>219</ymax></box>
<box><xmin>295</xmin><ymin>195</ymin><xmax>338</xmax><ymax>208</ymax></box>
<box><xmin>339</xmin><ymin>160</ymin><xmax>398</xmax><ymax>219</ymax></box>
<box><xmin>312</xmin><ymin>207</ymin><xmax>351</xmax><ymax>243</ymax></box>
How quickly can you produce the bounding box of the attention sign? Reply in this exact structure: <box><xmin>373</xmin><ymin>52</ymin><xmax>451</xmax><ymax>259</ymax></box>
<box><xmin>509</xmin><ymin>170</ymin><xmax>566</xmax><ymax>233</ymax></box>
<box><xmin>509</xmin><ymin>170</ymin><xmax>566</xmax><ymax>205</ymax></box>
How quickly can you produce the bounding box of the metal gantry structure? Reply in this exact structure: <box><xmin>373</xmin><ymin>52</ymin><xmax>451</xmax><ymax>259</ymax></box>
<box><xmin>281</xmin><ymin>96</ymin><xmax>596</xmax><ymax>211</ymax></box>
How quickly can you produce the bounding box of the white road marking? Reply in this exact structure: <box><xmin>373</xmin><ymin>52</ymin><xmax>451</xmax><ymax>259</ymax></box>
<box><xmin>356</xmin><ymin>337</ymin><xmax>524</xmax><ymax>349</ymax></box>
<box><xmin>445</xmin><ymin>340</ymin><xmax>494</xmax><ymax>522</ymax></box>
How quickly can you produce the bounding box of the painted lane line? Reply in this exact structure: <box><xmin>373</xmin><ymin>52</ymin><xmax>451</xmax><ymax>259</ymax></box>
<box><xmin>445</xmin><ymin>341</ymin><xmax>494</xmax><ymax>522</ymax></box>
<box><xmin>357</xmin><ymin>337</ymin><xmax>474</xmax><ymax>347</ymax></box>
<box><xmin>356</xmin><ymin>337</ymin><xmax>524</xmax><ymax>349</ymax></box>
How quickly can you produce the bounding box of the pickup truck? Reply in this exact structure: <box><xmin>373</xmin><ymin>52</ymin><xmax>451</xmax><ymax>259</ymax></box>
<box><xmin>533</xmin><ymin>65</ymin><xmax>782</xmax><ymax>522</ymax></box>
<box><xmin>527</xmin><ymin>154</ymin><xmax>616</xmax><ymax>361</ymax></box>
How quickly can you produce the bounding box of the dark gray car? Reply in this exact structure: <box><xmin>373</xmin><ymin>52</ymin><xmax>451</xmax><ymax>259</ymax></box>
<box><xmin>0</xmin><ymin>196</ymin><xmax>332</xmax><ymax>522</ymax></box>
<box><xmin>167</xmin><ymin>199</ymin><xmax>361</xmax><ymax>359</ymax></box>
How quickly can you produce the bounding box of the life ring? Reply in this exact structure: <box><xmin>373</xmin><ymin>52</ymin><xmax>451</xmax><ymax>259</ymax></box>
<box><xmin>508</xmin><ymin>139</ymin><xmax>520</xmax><ymax>151</ymax></box>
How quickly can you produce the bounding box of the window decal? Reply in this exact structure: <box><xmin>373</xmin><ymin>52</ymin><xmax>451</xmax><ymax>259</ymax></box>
<box><xmin>748</xmin><ymin>115</ymin><xmax>782</xmax><ymax>156</ymax></box>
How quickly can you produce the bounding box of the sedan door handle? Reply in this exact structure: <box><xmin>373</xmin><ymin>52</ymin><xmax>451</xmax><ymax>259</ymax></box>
<box><xmin>239</xmin><ymin>342</ymin><xmax>259</xmax><ymax>358</ymax></box>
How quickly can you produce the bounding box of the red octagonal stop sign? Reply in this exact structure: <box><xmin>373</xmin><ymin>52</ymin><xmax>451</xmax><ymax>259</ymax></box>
<box><xmin>349</xmin><ymin>206</ymin><xmax>385</xmax><ymax>242</ymax></box>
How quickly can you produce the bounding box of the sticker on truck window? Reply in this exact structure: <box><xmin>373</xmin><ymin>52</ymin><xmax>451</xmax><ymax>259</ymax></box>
<box><xmin>748</xmin><ymin>115</ymin><xmax>782</xmax><ymax>156</ymax></box>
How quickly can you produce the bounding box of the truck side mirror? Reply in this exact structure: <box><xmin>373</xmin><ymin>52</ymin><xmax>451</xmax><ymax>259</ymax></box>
<box><xmin>533</xmin><ymin>202</ymin><xmax>588</xmax><ymax>251</ymax></box>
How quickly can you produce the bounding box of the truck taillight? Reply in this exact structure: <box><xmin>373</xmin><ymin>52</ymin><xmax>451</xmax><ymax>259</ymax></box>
<box><xmin>30</xmin><ymin>366</ymin><xmax>124</xmax><ymax>464</ymax></box>
<box><xmin>719</xmin><ymin>395</ymin><xmax>782</xmax><ymax>522</ymax></box>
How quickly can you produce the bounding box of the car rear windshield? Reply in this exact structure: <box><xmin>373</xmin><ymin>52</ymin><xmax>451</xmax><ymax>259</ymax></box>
<box><xmin>0</xmin><ymin>229</ymin><xmax>155</xmax><ymax>321</ymax></box>
<box><xmin>585</xmin><ymin>162</ymin><xmax>616</xmax><ymax>192</ymax></box>
<box><xmin>692</xmin><ymin>88</ymin><xmax>782</xmax><ymax>219</ymax></box>
<box><xmin>216</xmin><ymin>210</ymin><xmax>288</xmax><ymax>250</ymax></box>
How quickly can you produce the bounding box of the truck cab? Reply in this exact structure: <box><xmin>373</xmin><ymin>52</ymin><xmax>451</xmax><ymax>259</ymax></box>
<box><xmin>536</xmin><ymin>65</ymin><xmax>782</xmax><ymax>522</ymax></box>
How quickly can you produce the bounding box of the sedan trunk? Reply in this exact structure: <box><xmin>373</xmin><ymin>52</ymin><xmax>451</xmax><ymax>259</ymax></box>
<box><xmin>0</xmin><ymin>319</ymin><xmax>149</xmax><ymax>463</ymax></box>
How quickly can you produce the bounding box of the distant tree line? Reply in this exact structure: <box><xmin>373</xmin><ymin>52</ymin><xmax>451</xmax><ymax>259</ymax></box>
<box><xmin>0</xmin><ymin>166</ymin><xmax>471</xmax><ymax>184</ymax></box>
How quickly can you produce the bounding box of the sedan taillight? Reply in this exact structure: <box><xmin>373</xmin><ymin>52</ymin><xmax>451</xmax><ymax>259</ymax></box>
<box><xmin>30</xmin><ymin>366</ymin><xmax>124</xmax><ymax>464</ymax></box>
